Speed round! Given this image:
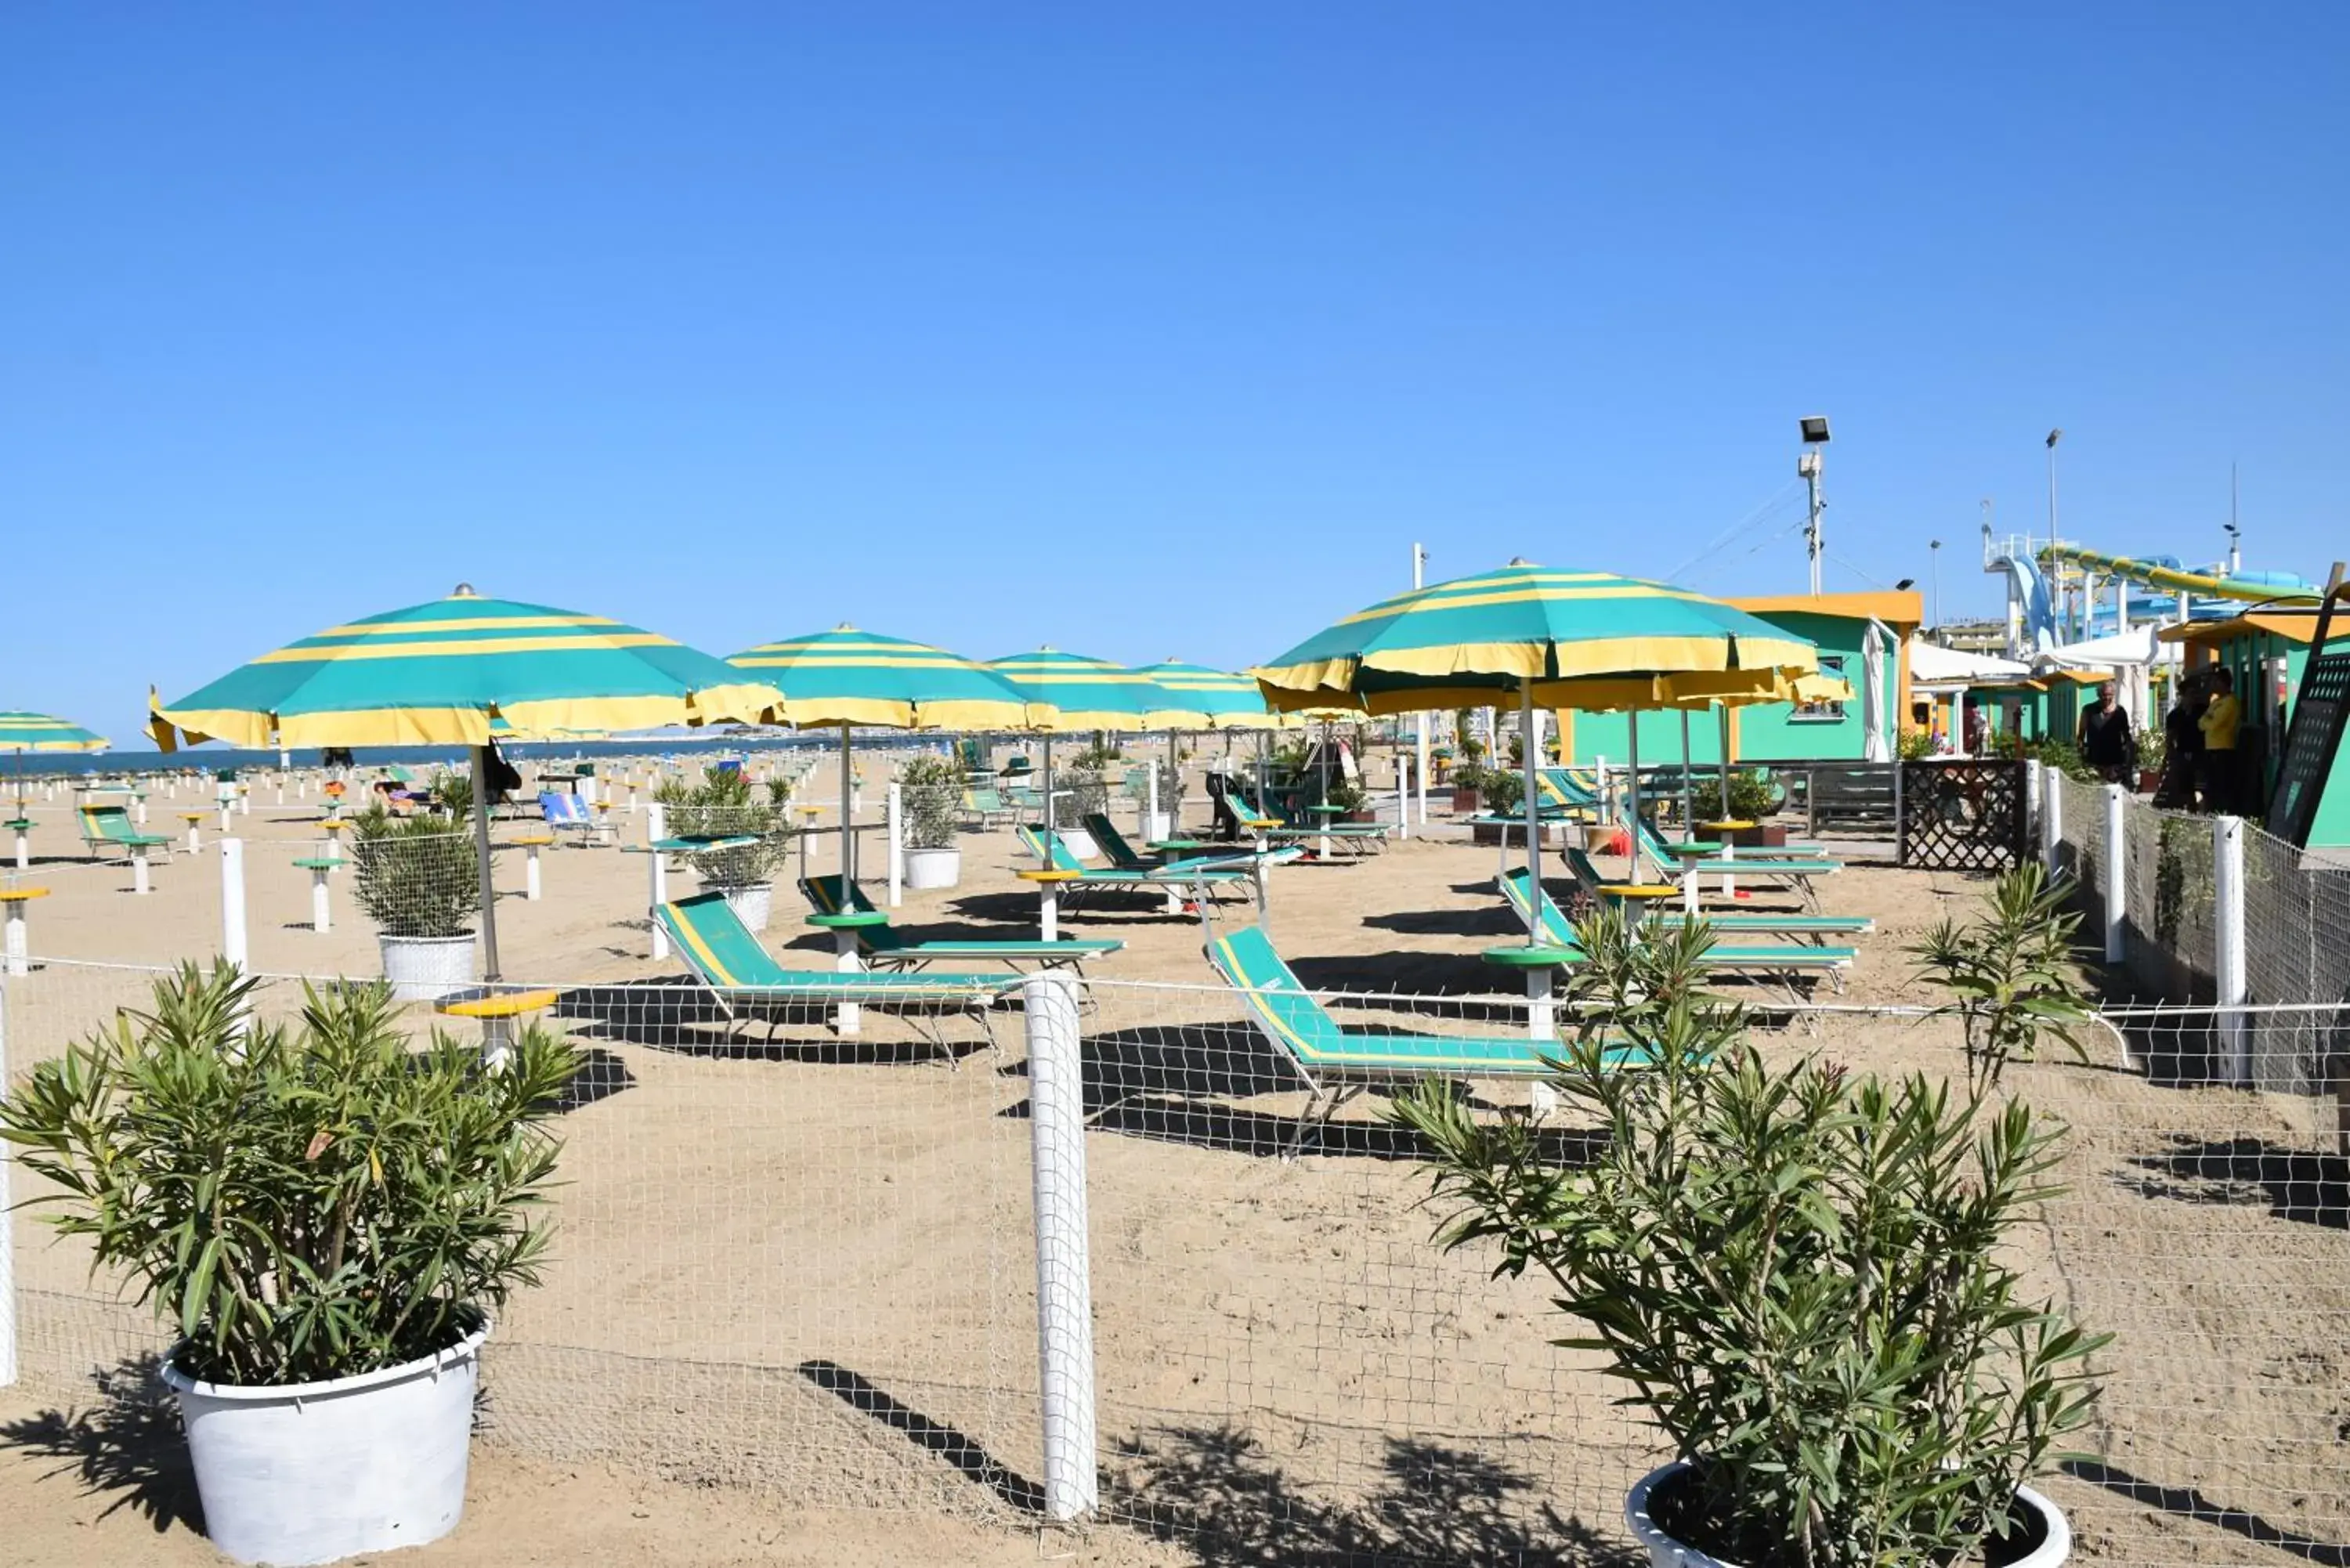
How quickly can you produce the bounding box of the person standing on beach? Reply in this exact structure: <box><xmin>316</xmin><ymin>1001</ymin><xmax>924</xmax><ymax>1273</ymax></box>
<box><xmin>2077</xmin><ymin>681</ymin><xmax>2135</xmax><ymax>785</ymax></box>
<box><xmin>2154</xmin><ymin>681</ymin><xmax>2204</xmax><ymax>807</ymax></box>
<box><xmin>2197</xmin><ymin>668</ymin><xmax>2243</xmax><ymax>812</ymax></box>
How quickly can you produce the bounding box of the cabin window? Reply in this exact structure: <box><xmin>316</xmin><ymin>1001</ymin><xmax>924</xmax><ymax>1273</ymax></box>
<box><xmin>1791</xmin><ymin>656</ymin><xmax>1849</xmax><ymax>722</ymax></box>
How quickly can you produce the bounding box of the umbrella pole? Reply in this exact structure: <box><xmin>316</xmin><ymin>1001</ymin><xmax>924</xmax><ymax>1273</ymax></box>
<box><xmin>1039</xmin><ymin>734</ymin><xmax>1054</xmax><ymax>865</ymax></box>
<box><xmin>1626</xmin><ymin>717</ymin><xmax>1642</xmax><ymax>882</ymax></box>
<box><xmin>1679</xmin><ymin>710</ymin><xmax>1694</xmax><ymax>842</ymax></box>
<box><xmin>840</xmin><ymin>722</ymin><xmax>855</xmax><ymax>887</ymax></box>
<box><xmin>1520</xmin><ymin>683</ymin><xmax>1540</xmax><ymax>945</ymax></box>
<box><xmin>472</xmin><ymin>746</ymin><xmax>501</xmax><ymax>984</ymax></box>
<box><xmin>1718</xmin><ymin>703</ymin><xmax>1733</xmax><ymax>818</ymax></box>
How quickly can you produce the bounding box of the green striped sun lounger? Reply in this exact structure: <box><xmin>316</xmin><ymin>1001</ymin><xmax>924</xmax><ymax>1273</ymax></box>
<box><xmin>77</xmin><ymin>803</ymin><xmax>173</xmax><ymax>861</ymax></box>
<box><xmin>1497</xmin><ymin>867</ymin><xmax>1853</xmax><ymax>997</ymax></box>
<box><xmin>1629</xmin><ymin>821</ymin><xmax>1842</xmax><ymax>913</ymax></box>
<box><xmin>656</xmin><ymin>891</ymin><xmax>1019</xmax><ymax>1054</ymax></box>
<box><xmin>1202</xmin><ymin>921</ymin><xmax>1656</xmax><ymax>1159</ymax></box>
<box><xmin>1079</xmin><ymin>813</ymin><xmax>1303</xmax><ymax>878</ymax></box>
<box><xmin>962</xmin><ymin>785</ymin><xmax>1016</xmax><ymax>827</ymax></box>
<box><xmin>800</xmin><ymin>875</ymin><xmax>1123</xmax><ymax>971</ymax></box>
<box><xmin>1556</xmin><ymin>848</ymin><xmax>1873</xmax><ymax>945</ymax></box>
<box><xmin>1014</xmin><ymin>826</ymin><xmax>1269</xmax><ymax>912</ymax></box>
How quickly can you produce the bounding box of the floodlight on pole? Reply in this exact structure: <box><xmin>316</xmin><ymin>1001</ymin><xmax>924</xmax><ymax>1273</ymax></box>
<box><xmin>1929</xmin><ymin>538</ymin><xmax>1943</xmax><ymax>629</ymax></box>
<box><xmin>1799</xmin><ymin>416</ymin><xmax>1830</xmax><ymax>595</ymax></box>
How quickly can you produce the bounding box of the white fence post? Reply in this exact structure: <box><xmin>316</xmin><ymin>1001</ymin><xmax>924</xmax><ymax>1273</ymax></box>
<box><xmin>2214</xmin><ymin>815</ymin><xmax>2248</xmax><ymax>1086</ymax></box>
<box><xmin>647</xmin><ymin>803</ymin><xmax>670</xmax><ymax>962</ymax></box>
<box><xmin>1396</xmin><ymin>753</ymin><xmax>1410</xmax><ymax>840</ymax></box>
<box><xmin>2041</xmin><ymin>764</ymin><xmax>2063</xmax><ymax>876</ymax></box>
<box><xmin>887</xmin><ymin>782</ymin><xmax>903</xmax><ymax>909</ymax></box>
<box><xmin>220</xmin><ymin>837</ymin><xmax>248</xmax><ymax>970</ymax></box>
<box><xmin>1021</xmin><ymin>972</ymin><xmax>1098</xmax><ymax>1522</ymax></box>
<box><xmin>2102</xmin><ymin>785</ymin><xmax>2127</xmax><ymax>963</ymax></box>
<box><xmin>0</xmin><ymin>967</ymin><xmax>14</xmax><ymax>1388</ymax></box>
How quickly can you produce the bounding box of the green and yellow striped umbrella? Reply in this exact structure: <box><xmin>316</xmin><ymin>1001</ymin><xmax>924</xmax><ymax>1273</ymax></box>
<box><xmin>985</xmin><ymin>649</ymin><xmax>1188</xmax><ymax>732</ymax></box>
<box><xmin>0</xmin><ymin>713</ymin><xmax>107</xmax><ymax>753</ymax></box>
<box><xmin>150</xmin><ymin>586</ymin><xmax>784</xmax><ymax>985</ymax></box>
<box><xmin>1133</xmin><ymin>660</ymin><xmax>1286</xmax><ymax>731</ymax></box>
<box><xmin>150</xmin><ymin>585</ymin><xmax>784</xmax><ymax>750</ymax></box>
<box><xmin>1252</xmin><ymin>560</ymin><xmax>1818</xmax><ymax>716</ymax></box>
<box><xmin>987</xmin><ymin>650</ymin><xmax>1188</xmax><ymax>870</ymax></box>
<box><xmin>3</xmin><ymin>711</ymin><xmax>107</xmax><ymax>818</ymax></box>
<box><xmin>730</xmin><ymin>626</ymin><xmax>1044</xmax><ymax>731</ymax></box>
<box><xmin>1255</xmin><ymin>560</ymin><xmax>1820</xmax><ymax>938</ymax></box>
<box><xmin>727</xmin><ymin>626</ymin><xmax>1044</xmax><ymax>889</ymax></box>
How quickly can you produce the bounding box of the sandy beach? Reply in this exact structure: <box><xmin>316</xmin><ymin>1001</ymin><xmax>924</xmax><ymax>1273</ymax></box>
<box><xmin>3</xmin><ymin>750</ymin><xmax>2345</xmax><ymax>1566</ymax></box>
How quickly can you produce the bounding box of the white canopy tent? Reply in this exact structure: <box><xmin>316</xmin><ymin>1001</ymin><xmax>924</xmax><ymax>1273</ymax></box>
<box><xmin>2037</xmin><ymin>623</ymin><xmax>2161</xmax><ymax>729</ymax></box>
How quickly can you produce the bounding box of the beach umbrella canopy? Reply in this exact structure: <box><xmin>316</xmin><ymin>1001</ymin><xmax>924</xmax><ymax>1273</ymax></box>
<box><xmin>150</xmin><ymin>586</ymin><xmax>783</xmax><ymax>751</ymax></box>
<box><xmin>152</xmin><ymin>586</ymin><xmax>786</xmax><ymax>982</ymax></box>
<box><xmin>1133</xmin><ymin>661</ymin><xmax>1285</xmax><ymax>731</ymax></box>
<box><xmin>985</xmin><ymin>649</ymin><xmax>1188</xmax><ymax>732</ymax></box>
<box><xmin>1254</xmin><ymin>560</ymin><xmax>1820</xmax><ymax>939</ymax></box>
<box><xmin>732</xmin><ymin>626</ymin><xmax>1043</xmax><ymax>731</ymax></box>
<box><xmin>1253</xmin><ymin>561</ymin><xmax>1819</xmax><ymax>716</ymax></box>
<box><xmin>2</xmin><ymin>711</ymin><xmax>107</xmax><ymax>815</ymax></box>
<box><xmin>726</xmin><ymin>626</ymin><xmax>1046</xmax><ymax>887</ymax></box>
<box><xmin>0</xmin><ymin>713</ymin><xmax>107</xmax><ymax>753</ymax></box>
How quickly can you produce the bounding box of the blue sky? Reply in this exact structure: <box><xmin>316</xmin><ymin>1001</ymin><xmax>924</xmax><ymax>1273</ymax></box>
<box><xmin>6</xmin><ymin>4</ymin><xmax>2345</xmax><ymax>743</ymax></box>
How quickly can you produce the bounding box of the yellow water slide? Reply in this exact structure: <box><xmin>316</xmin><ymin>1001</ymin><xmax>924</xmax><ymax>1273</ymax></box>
<box><xmin>2040</xmin><ymin>544</ymin><xmax>2318</xmax><ymax>605</ymax></box>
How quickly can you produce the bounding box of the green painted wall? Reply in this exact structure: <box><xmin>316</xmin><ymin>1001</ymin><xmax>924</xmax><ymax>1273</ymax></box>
<box><xmin>1561</xmin><ymin>609</ymin><xmax>1891</xmax><ymax>768</ymax></box>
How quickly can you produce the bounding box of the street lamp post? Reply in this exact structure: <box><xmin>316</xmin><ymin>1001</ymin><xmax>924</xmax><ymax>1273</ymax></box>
<box><xmin>1412</xmin><ymin>541</ymin><xmax>1430</xmax><ymax>829</ymax></box>
<box><xmin>1929</xmin><ymin>539</ymin><xmax>1942</xmax><ymax>629</ymax></box>
<box><xmin>1799</xmin><ymin>416</ymin><xmax>1831</xmax><ymax>595</ymax></box>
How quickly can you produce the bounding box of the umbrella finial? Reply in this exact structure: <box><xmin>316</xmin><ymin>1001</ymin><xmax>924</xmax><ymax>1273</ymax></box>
<box><xmin>452</xmin><ymin>582</ymin><xmax>478</xmax><ymax>598</ymax></box>
<box><xmin>836</xmin><ymin>621</ymin><xmax>856</xmax><ymax>631</ymax></box>
<box><xmin>1508</xmin><ymin>557</ymin><xmax>1532</xmax><ymax>566</ymax></box>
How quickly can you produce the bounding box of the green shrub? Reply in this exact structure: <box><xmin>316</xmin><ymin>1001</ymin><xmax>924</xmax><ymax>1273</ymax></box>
<box><xmin>898</xmin><ymin>753</ymin><xmax>964</xmax><ymax>851</ymax></box>
<box><xmin>1394</xmin><ymin>902</ymin><xmax>2107</xmax><ymax>1568</ymax></box>
<box><xmin>349</xmin><ymin>806</ymin><xmax>483</xmax><ymax>939</ymax></box>
<box><xmin>1</xmin><ymin>963</ymin><xmax>575</xmax><ymax>1386</ymax></box>
<box><xmin>654</xmin><ymin>765</ymin><xmax>790</xmax><ymax>887</ymax></box>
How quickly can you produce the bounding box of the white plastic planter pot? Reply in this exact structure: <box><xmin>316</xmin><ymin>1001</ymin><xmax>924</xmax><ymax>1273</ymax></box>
<box><xmin>1141</xmin><ymin>810</ymin><xmax>1172</xmax><ymax>843</ymax></box>
<box><xmin>1623</xmin><ymin>1462</ymin><xmax>2070</xmax><ymax>1568</ymax></box>
<box><xmin>700</xmin><ymin>880</ymin><xmax>773</xmax><ymax>932</ymax></box>
<box><xmin>161</xmin><ymin>1319</ymin><xmax>490</xmax><ymax>1566</ymax></box>
<box><xmin>378</xmin><ymin>933</ymin><xmax>478</xmax><ymax>1002</ymax></box>
<box><xmin>1058</xmin><ymin>827</ymin><xmax>1100</xmax><ymax>862</ymax></box>
<box><xmin>902</xmin><ymin>846</ymin><xmax>960</xmax><ymax>891</ymax></box>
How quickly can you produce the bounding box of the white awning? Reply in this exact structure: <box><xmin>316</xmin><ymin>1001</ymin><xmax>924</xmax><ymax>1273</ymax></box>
<box><xmin>1908</xmin><ymin>640</ymin><xmax>2032</xmax><ymax>684</ymax></box>
<box><xmin>2034</xmin><ymin>624</ymin><xmax>2161</xmax><ymax>668</ymax></box>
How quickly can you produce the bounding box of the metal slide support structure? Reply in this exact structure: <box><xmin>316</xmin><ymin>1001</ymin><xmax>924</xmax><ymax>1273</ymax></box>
<box><xmin>1022</xmin><ymin>971</ymin><xmax>1099</xmax><ymax>1520</ymax></box>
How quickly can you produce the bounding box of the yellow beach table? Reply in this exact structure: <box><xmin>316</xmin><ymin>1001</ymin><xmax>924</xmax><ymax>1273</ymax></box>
<box><xmin>725</xmin><ymin>625</ymin><xmax>1044</xmax><ymax>898</ymax></box>
<box><xmin>1</xmin><ymin>712</ymin><xmax>107</xmax><ymax>868</ymax></box>
<box><xmin>1252</xmin><ymin>559</ymin><xmax>1820</xmax><ymax>963</ymax></box>
<box><xmin>150</xmin><ymin>585</ymin><xmax>784</xmax><ymax>987</ymax></box>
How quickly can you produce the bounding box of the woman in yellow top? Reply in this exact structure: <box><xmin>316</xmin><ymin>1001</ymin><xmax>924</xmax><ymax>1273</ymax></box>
<box><xmin>2196</xmin><ymin>669</ymin><xmax>2242</xmax><ymax>812</ymax></box>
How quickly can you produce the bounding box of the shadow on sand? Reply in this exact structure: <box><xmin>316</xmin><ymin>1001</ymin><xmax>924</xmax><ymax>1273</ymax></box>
<box><xmin>0</xmin><ymin>1355</ymin><xmax>204</xmax><ymax>1538</ymax></box>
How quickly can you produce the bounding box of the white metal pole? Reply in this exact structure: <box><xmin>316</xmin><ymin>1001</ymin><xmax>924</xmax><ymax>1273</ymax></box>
<box><xmin>839</xmin><ymin>724</ymin><xmax>856</xmax><ymax>886</ymax></box>
<box><xmin>2102</xmin><ymin>785</ymin><xmax>2126</xmax><ymax>963</ymax></box>
<box><xmin>647</xmin><ymin>803</ymin><xmax>670</xmax><ymax>961</ymax></box>
<box><xmin>2041</xmin><ymin>764</ymin><xmax>2063</xmax><ymax>876</ymax></box>
<box><xmin>1412</xmin><ymin>542</ymin><xmax>1430</xmax><ymax>832</ymax></box>
<box><xmin>132</xmin><ymin>846</ymin><xmax>151</xmax><ymax>896</ymax></box>
<box><xmin>1146</xmin><ymin>757</ymin><xmax>1160</xmax><ymax>840</ymax></box>
<box><xmin>311</xmin><ymin>862</ymin><xmax>332</xmax><ymax>934</ymax></box>
<box><xmin>525</xmin><ymin>840</ymin><xmax>542</xmax><ymax>901</ymax></box>
<box><xmin>2</xmin><ymin>901</ymin><xmax>27</xmax><ymax>977</ymax></box>
<box><xmin>2214</xmin><ymin>815</ymin><xmax>2248</xmax><ymax>1086</ymax></box>
<box><xmin>221</xmin><ymin>836</ymin><xmax>248</xmax><ymax>970</ymax></box>
<box><xmin>1022</xmin><ymin>970</ymin><xmax>1100</xmax><ymax>1522</ymax></box>
<box><xmin>887</xmin><ymin>781</ymin><xmax>903</xmax><ymax>909</ymax></box>
<box><xmin>0</xmin><ymin>963</ymin><xmax>13</xmax><ymax>1387</ymax></box>
<box><xmin>1395</xmin><ymin>754</ymin><xmax>1409</xmax><ymax>840</ymax></box>
<box><xmin>1520</xmin><ymin>684</ymin><xmax>1540</xmax><ymax>943</ymax></box>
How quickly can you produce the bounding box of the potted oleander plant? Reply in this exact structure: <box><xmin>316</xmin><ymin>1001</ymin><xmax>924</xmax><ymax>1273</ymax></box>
<box><xmin>898</xmin><ymin>753</ymin><xmax>965</xmax><ymax>891</ymax></box>
<box><xmin>1396</xmin><ymin>874</ymin><xmax>2106</xmax><ymax>1568</ymax></box>
<box><xmin>1053</xmin><ymin>764</ymin><xmax>1111</xmax><ymax>859</ymax></box>
<box><xmin>1712</xmin><ymin>768</ymin><xmax>1788</xmax><ymax>848</ymax></box>
<box><xmin>1</xmin><ymin>963</ymin><xmax>576</xmax><ymax>1567</ymax></box>
<box><xmin>349</xmin><ymin>804</ymin><xmax>485</xmax><ymax>1000</ymax></box>
<box><xmin>655</xmin><ymin>765</ymin><xmax>791</xmax><ymax>930</ymax></box>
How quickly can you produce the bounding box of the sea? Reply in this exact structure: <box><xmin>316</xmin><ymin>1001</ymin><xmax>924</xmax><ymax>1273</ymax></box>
<box><xmin>7</xmin><ymin>731</ymin><xmax>946</xmax><ymax>781</ymax></box>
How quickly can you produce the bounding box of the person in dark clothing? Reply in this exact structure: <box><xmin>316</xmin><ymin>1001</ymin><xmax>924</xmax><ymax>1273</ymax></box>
<box><xmin>2153</xmin><ymin>683</ymin><xmax>2203</xmax><ymax>807</ymax></box>
<box><xmin>2076</xmin><ymin>682</ymin><xmax>2135</xmax><ymax>784</ymax></box>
